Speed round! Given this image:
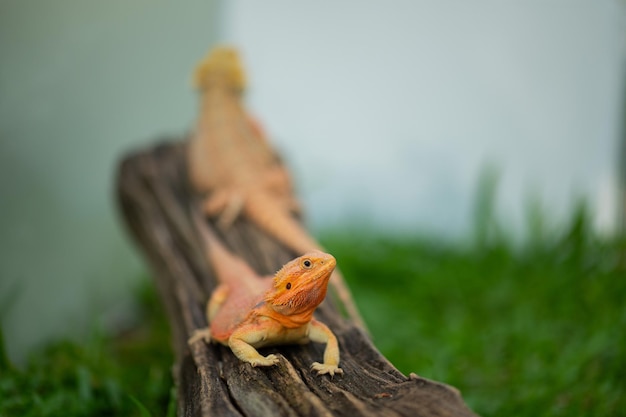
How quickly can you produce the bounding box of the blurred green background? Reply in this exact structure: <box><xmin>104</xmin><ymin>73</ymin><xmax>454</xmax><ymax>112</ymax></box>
<box><xmin>2</xmin><ymin>1</ymin><xmax>626</xmax><ymax>416</ymax></box>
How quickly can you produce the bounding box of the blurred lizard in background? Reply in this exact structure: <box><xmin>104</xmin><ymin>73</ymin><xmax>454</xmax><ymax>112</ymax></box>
<box><xmin>186</xmin><ymin>46</ymin><xmax>366</xmax><ymax>330</ymax></box>
<box><xmin>188</xmin><ymin>211</ymin><xmax>342</xmax><ymax>376</ymax></box>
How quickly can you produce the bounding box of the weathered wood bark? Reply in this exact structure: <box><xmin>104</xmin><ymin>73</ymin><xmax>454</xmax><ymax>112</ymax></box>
<box><xmin>116</xmin><ymin>140</ymin><xmax>478</xmax><ymax>417</ymax></box>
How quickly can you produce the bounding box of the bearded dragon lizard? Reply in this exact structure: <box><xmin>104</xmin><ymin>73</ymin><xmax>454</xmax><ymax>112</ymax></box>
<box><xmin>186</xmin><ymin>46</ymin><xmax>365</xmax><ymax>330</ymax></box>
<box><xmin>188</xmin><ymin>212</ymin><xmax>342</xmax><ymax>376</ymax></box>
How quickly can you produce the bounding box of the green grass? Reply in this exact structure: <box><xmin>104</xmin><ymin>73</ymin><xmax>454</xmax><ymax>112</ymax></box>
<box><xmin>0</xmin><ymin>285</ymin><xmax>175</xmax><ymax>417</ymax></box>
<box><xmin>2</xmin><ymin>205</ymin><xmax>625</xmax><ymax>416</ymax></box>
<box><xmin>321</xmin><ymin>208</ymin><xmax>626</xmax><ymax>416</ymax></box>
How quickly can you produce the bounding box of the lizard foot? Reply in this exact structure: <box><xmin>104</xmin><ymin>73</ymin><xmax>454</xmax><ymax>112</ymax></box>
<box><xmin>249</xmin><ymin>354</ymin><xmax>280</xmax><ymax>367</ymax></box>
<box><xmin>311</xmin><ymin>362</ymin><xmax>343</xmax><ymax>377</ymax></box>
<box><xmin>188</xmin><ymin>328</ymin><xmax>212</xmax><ymax>345</ymax></box>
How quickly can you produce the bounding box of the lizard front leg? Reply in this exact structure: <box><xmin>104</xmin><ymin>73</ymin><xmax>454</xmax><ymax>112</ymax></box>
<box><xmin>228</xmin><ymin>324</ymin><xmax>280</xmax><ymax>367</ymax></box>
<box><xmin>308</xmin><ymin>319</ymin><xmax>343</xmax><ymax>376</ymax></box>
<box><xmin>201</xmin><ymin>188</ymin><xmax>245</xmax><ymax>228</ymax></box>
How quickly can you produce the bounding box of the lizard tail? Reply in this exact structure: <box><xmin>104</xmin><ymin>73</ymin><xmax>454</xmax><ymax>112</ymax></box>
<box><xmin>244</xmin><ymin>192</ymin><xmax>320</xmax><ymax>255</ymax></box>
<box><xmin>191</xmin><ymin>206</ymin><xmax>258</xmax><ymax>285</ymax></box>
<box><xmin>193</xmin><ymin>46</ymin><xmax>246</xmax><ymax>92</ymax></box>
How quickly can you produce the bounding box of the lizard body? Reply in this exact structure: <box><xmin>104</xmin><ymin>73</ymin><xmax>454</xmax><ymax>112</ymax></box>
<box><xmin>189</xmin><ymin>212</ymin><xmax>342</xmax><ymax>376</ymax></box>
<box><xmin>187</xmin><ymin>47</ymin><xmax>305</xmax><ymax>234</ymax></box>
<box><xmin>187</xmin><ymin>46</ymin><xmax>364</xmax><ymax>331</ymax></box>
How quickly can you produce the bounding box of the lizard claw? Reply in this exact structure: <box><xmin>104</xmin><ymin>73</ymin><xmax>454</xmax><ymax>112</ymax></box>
<box><xmin>311</xmin><ymin>362</ymin><xmax>343</xmax><ymax>377</ymax></box>
<box><xmin>188</xmin><ymin>328</ymin><xmax>212</xmax><ymax>345</ymax></box>
<box><xmin>249</xmin><ymin>354</ymin><xmax>280</xmax><ymax>367</ymax></box>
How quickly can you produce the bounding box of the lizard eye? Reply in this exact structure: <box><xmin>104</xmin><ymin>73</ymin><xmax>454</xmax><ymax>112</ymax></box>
<box><xmin>302</xmin><ymin>259</ymin><xmax>312</xmax><ymax>269</ymax></box>
<box><xmin>286</xmin><ymin>282</ymin><xmax>292</xmax><ymax>290</ymax></box>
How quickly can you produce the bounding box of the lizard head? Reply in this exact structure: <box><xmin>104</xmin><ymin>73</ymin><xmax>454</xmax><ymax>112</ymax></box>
<box><xmin>266</xmin><ymin>252</ymin><xmax>336</xmax><ymax>316</ymax></box>
<box><xmin>193</xmin><ymin>46</ymin><xmax>246</xmax><ymax>93</ymax></box>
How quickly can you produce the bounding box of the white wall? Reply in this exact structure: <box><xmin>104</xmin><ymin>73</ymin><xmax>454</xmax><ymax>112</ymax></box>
<box><xmin>221</xmin><ymin>1</ymin><xmax>626</xmax><ymax>238</ymax></box>
<box><xmin>0</xmin><ymin>0</ymin><xmax>219</xmax><ymax>362</ymax></box>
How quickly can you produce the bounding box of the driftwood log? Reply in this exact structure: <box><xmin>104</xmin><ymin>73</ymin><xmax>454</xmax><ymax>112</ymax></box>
<box><xmin>116</xmin><ymin>140</ymin><xmax>478</xmax><ymax>417</ymax></box>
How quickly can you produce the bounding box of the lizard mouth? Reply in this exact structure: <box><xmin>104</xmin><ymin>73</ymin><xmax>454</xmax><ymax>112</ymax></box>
<box><xmin>307</xmin><ymin>261</ymin><xmax>335</xmax><ymax>285</ymax></box>
<box><xmin>292</xmin><ymin>265</ymin><xmax>335</xmax><ymax>304</ymax></box>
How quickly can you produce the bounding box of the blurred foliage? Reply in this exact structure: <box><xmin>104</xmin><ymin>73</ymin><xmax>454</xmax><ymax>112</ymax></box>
<box><xmin>2</xmin><ymin>180</ymin><xmax>625</xmax><ymax>416</ymax></box>
<box><xmin>0</xmin><ymin>284</ymin><xmax>175</xmax><ymax>417</ymax></box>
<box><xmin>320</xmin><ymin>188</ymin><xmax>626</xmax><ymax>416</ymax></box>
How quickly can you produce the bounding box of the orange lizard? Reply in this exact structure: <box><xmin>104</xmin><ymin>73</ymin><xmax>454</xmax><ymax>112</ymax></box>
<box><xmin>188</xmin><ymin>212</ymin><xmax>342</xmax><ymax>376</ymax></box>
<box><xmin>186</xmin><ymin>46</ymin><xmax>366</xmax><ymax>330</ymax></box>
<box><xmin>187</xmin><ymin>46</ymin><xmax>302</xmax><ymax>231</ymax></box>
